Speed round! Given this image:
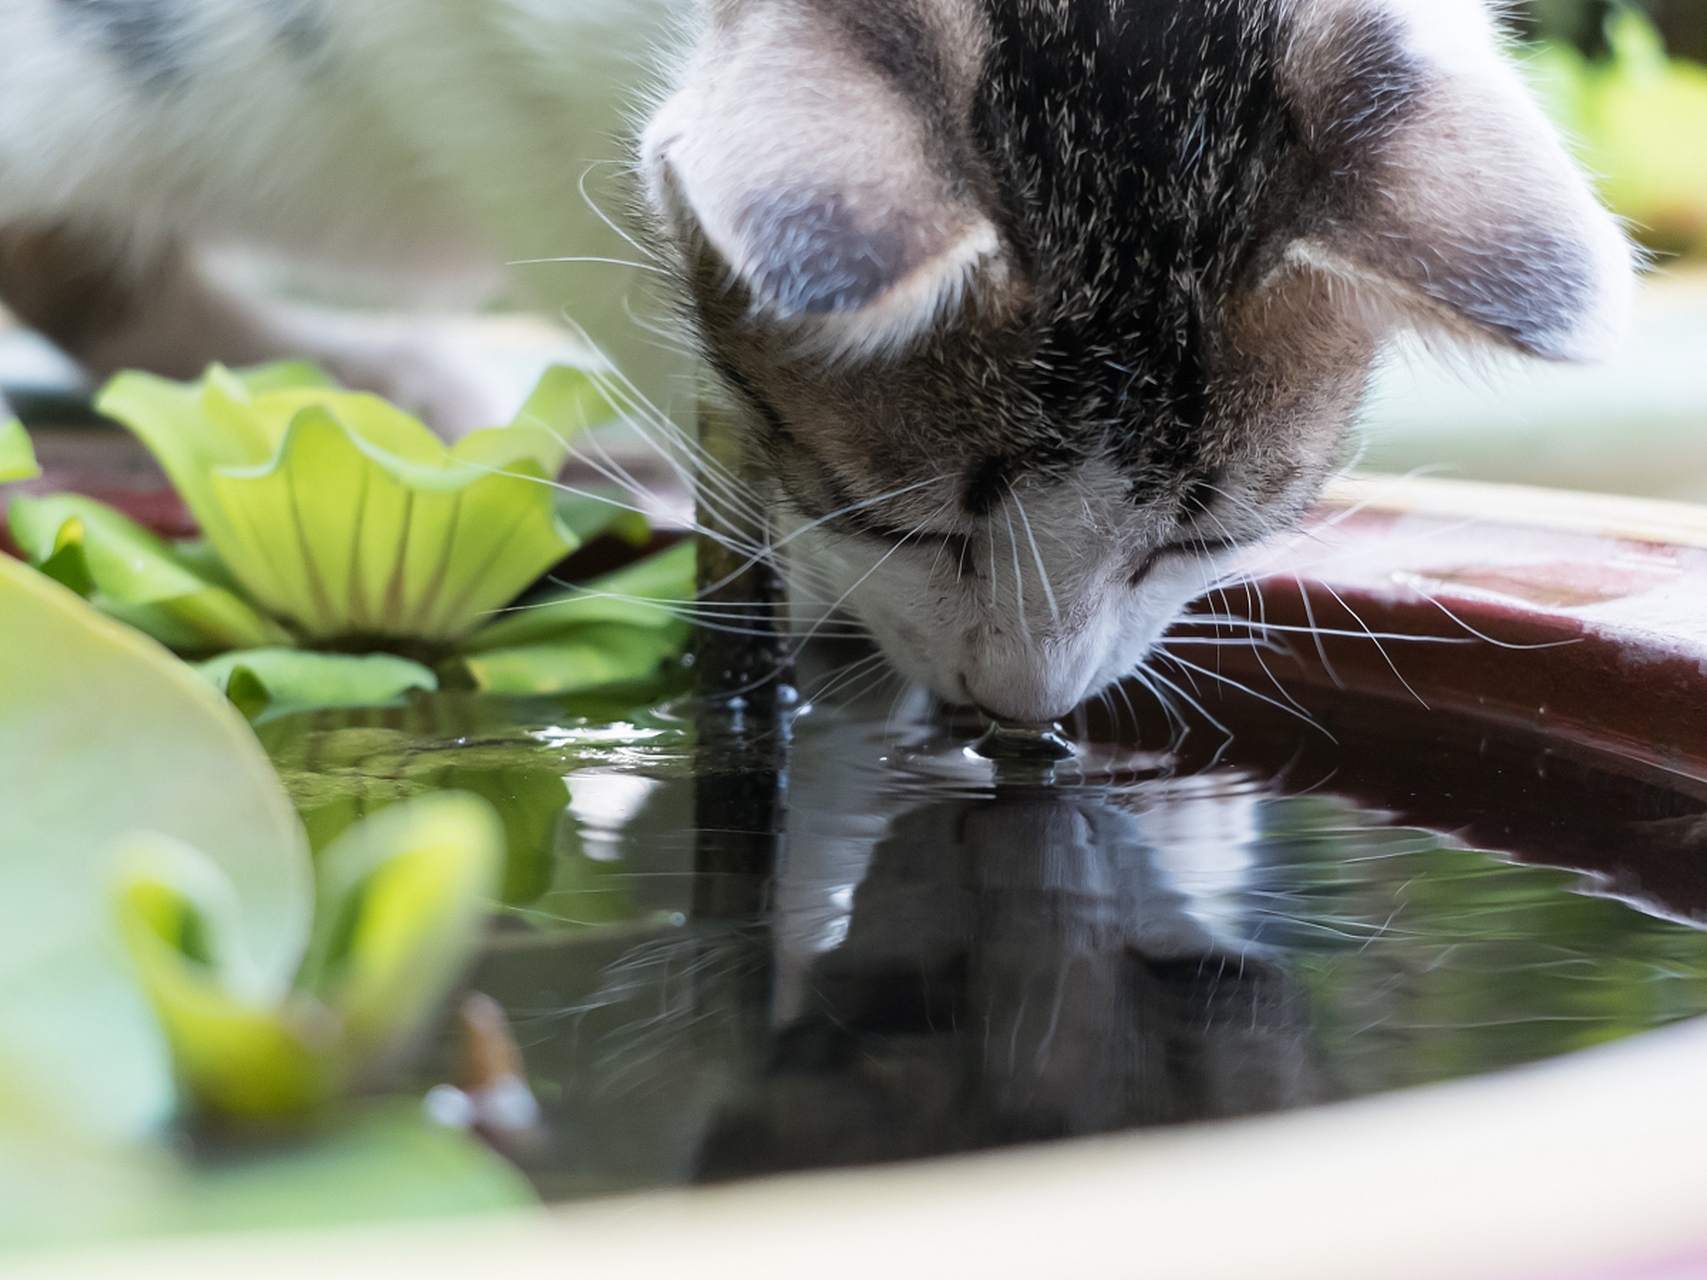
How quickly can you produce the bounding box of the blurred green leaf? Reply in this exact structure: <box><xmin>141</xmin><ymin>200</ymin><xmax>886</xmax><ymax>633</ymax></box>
<box><xmin>115</xmin><ymin>836</ymin><xmax>335</xmax><ymax>1118</ymax></box>
<box><xmin>1533</xmin><ymin>11</ymin><xmax>1707</xmax><ymax>257</ymax></box>
<box><xmin>118</xmin><ymin>794</ymin><xmax>503</xmax><ymax>1120</ymax></box>
<box><xmin>0</xmin><ymin>418</ymin><xmax>39</xmax><ymax>483</ymax></box>
<box><xmin>0</xmin><ymin>557</ymin><xmax>532</xmax><ymax>1246</ymax></box>
<box><xmin>196</xmin><ymin>649</ymin><xmax>439</xmax><ymax>721</ymax></box>
<box><xmin>0</xmin><ymin>1104</ymin><xmax>532</xmax><ymax>1250</ymax></box>
<box><xmin>554</xmin><ymin>491</ymin><xmax>652</xmax><ymax>548</ymax></box>
<box><xmin>0</xmin><ymin>554</ymin><xmax>311</xmax><ymax>1144</ymax></box>
<box><xmin>300</xmin><ymin>795</ymin><xmax>504</xmax><ymax>1053</ymax></box>
<box><xmin>161</xmin><ymin>1104</ymin><xmax>533</xmax><ymax>1235</ymax></box>
<box><xmin>8</xmin><ymin>492</ymin><xmax>293</xmax><ymax>651</ymax></box>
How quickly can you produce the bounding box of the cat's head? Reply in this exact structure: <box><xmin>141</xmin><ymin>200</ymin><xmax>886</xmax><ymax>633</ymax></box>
<box><xmin>641</xmin><ymin>0</ymin><xmax>1632</xmax><ymax>723</ymax></box>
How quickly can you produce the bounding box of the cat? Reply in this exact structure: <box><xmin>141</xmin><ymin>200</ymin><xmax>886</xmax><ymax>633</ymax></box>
<box><xmin>0</xmin><ymin>0</ymin><xmax>1633</xmax><ymax>723</ymax></box>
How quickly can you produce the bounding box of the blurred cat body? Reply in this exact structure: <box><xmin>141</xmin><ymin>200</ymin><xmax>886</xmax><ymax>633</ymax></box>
<box><xmin>0</xmin><ymin>0</ymin><xmax>689</xmax><ymax>420</ymax></box>
<box><xmin>0</xmin><ymin>0</ymin><xmax>1634</xmax><ymax>721</ymax></box>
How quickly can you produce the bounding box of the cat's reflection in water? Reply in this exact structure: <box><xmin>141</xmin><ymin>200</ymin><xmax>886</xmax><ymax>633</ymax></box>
<box><xmin>697</xmin><ymin>780</ymin><xmax>1326</xmax><ymax>1178</ymax></box>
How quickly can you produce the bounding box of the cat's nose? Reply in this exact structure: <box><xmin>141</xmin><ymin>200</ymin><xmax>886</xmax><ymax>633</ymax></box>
<box><xmin>961</xmin><ymin>674</ymin><xmax>1084</xmax><ymax>726</ymax></box>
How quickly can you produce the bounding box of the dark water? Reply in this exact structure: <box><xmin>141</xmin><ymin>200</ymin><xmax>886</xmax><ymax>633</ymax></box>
<box><xmin>257</xmin><ymin>681</ymin><xmax>1707</xmax><ymax>1201</ymax></box>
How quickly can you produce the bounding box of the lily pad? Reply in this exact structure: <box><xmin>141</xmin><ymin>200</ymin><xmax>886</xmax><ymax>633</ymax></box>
<box><xmin>196</xmin><ymin>649</ymin><xmax>439</xmax><ymax>721</ymax></box>
<box><xmin>0</xmin><ymin>418</ymin><xmax>39</xmax><ymax>483</ymax></box>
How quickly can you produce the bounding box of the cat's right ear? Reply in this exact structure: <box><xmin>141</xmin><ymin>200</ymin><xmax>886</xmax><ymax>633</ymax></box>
<box><xmin>1275</xmin><ymin>0</ymin><xmax>1635</xmax><ymax>361</ymax></box>
<box><xmin>640</xmin><ymin>0</ymin><xmax>1010</xmax><ymax>362</ymax></box>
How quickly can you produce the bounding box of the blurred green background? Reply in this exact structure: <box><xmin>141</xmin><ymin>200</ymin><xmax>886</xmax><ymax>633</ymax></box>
<box><xmin>1524</xmin><ymin>0</ymin><xmax>1707</xmax><ymax>60</ymax></box>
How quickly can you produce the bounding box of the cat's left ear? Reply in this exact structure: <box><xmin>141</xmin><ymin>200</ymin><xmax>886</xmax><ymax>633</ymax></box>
<box><xmin>640</xmin><ymin>0</ymin><xmax>1010</xmax><ymax>361</ymax></box>
<box><xmin>1277</xmin><ymin>0</ymin><xmax>1636</xmax><ymax>361</ymax></box>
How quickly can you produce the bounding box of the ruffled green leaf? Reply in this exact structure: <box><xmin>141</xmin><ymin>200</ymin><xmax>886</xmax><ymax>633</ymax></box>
<box><xmin>0</xmin><ymin>418</ymin><xmax>39</xmax><ymax>483</ymax></box>
<box><xmin>197</xmin><ymin>649</ymin><xmax>439</xmax><ymax>722</ymax></box>
<box><xmin>8</xmin><ymin>493</ymin><xmax>292</xmax><ymax>652</ymax></box>
<box><xmin>95</xmin><ymin>361</ymin><xmax>622</xmax><ymax>643</ymax></box>
<box><xmin>0</xmin><ymin>555</ymin><xmax>311</xmax><ymax>1143</ymax></box>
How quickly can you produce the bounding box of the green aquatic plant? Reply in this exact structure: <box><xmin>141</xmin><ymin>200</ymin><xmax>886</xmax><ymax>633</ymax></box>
<box><xmin>96</xmin><ymin>362</ymin><xmax>589</xmax><ymax>643</ymax></box>
<box><xmin>7</xmin><ymin>362</ymin><xmax>694</xmax><ymax>715</ymax></box>
<box><xmin>0</xmin><ymin>553</ymin><xmax>530</xmax><ymax>1246</ymax></box>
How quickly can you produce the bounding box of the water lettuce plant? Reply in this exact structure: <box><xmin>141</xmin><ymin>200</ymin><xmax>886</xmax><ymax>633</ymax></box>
<box><xmin>7</xmin><ymin>362</ymin><xmax>694</xmax><ymax>715</ymax></box>
<box><xmin>0</xmin><ymin>553</ymin><xmax>531</xmax><ymax>1245</ymax></box>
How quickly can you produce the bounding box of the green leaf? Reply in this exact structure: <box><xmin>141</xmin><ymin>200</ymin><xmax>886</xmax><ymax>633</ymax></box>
<box><xmin>95</xmin><ymin>369</ymin><xmax>268</xmax><ymax>562</ymax></box>
<box><xmin>96</xmin><ymin>363</ymin><xmax>623</xmax><ymax>642</ymax></box>
<box><xmin>163</xmin><ymin>1104</ymin><xmax>534</xmax><ymax>1236</ymax></box>
<box><xmin>464</xmin><ymin>538</ymin><xmax>695</xmax><ymax>653</ymax></box>
<box><xmin>0</xmin><ymin>558</ymin><xmax>531</xmax><ymax>1243</ymax></box>
<box><xmin>461</xmin><ymin>623</ymin><xmax>684</xmax><ymax>696</ymax></box>
<box><xmin>0</xmin><ymin>555</ymin><xmax>312</xmax><ymax>1143</ymax></box>
<box><xmin>554</xmin><ymin>490</ymin><xmax>651</xmax><ymax>548</ymax></box>
<box><xmin>117</xmin><ymin>794</ymin><xmax>502</xmax><ymax>1120</ymax></box>
<box><xmin>0</xmin><ymin>418</ymin><xmax>40</xmax><ymax>483</ymax></box>
<box><xmin>8</xmin><ymin>493</ymin><xmax>293</xmax><ymax>651</ymax></box>
<box><xmin>0</xmin><ymin>1104</ymin><xmax>532</xmax><ymax>1249</ymax></box>
<box><xmin>299</xmin><ymin>794</ymin><xmax>504</xmax><ymax>1060</ymax></box>
<box><xmin>502</xmin><ymin>361</ymin><xmax>618</xmax><ymax>467</ymax></box>
<box><xmin>233</xmin><ymin>360</ymin><xmax>338</xmax><ymax>395</ymax></box>
<box><xmin>196</xmin><ymin>649</ymin><xmax>439</xmax><ymax>721</ymax></box>
<box><xmin>114</xmin><ymin>836</ymin><xmax>337</xmax><ymax>1118</ymax></box>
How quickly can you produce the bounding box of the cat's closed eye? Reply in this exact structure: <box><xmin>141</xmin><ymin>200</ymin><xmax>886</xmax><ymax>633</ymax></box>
<box><xmin>1130</xmin><ymin>539</ymin><xmax>1239</xmax><ymax>589</ymax></box>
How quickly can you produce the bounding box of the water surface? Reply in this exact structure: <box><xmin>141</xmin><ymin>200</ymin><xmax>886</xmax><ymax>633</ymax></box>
<box><xmin>258</xmin><ymin>684</ymin><xmax>1707</xmax><ymax>1200</ymax></box>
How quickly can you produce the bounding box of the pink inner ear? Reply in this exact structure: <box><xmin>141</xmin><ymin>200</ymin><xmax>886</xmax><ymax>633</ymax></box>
<box><xmin>729</xmin><ymin>188</ymin><xmax>931</xmax><ymax>316</ymax></box>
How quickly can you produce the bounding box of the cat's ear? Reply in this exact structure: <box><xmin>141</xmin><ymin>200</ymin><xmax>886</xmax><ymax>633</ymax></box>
<box><xmin>1277</xmin><ymin>0</ymin><xmax>1635</xmax><ymax>361</ymax></box>
<box><xmin>640</xmin><ymin>1</ymin><xmax>1008</xmax><ymax>360</ymax></box>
